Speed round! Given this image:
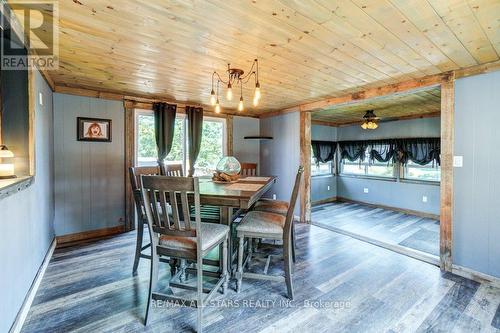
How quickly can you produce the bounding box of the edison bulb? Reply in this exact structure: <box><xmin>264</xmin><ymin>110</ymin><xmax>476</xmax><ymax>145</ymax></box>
<box><xmin>226</xmin><ymin>85</ymin><xmax>233</xmax><ymax>101</ymax></box>
<box><xmin>238</xmin><ymin>98</ymin><xmax>244</xmax><ymax>111</ymax></box>
<box><xmin>253</xmin><ymin>96</ymin><xmax>259</xmax><ymax>107</ymax></box>
<box><xmin>254</xmin><ymin>87</ymin><xmax>261</xmax><ymax>101</ymax></box>
<box><xmin>210</xmin><ymin>94</ymin><xmax>216</xmax><ymax>106</ymax></box>
<box><xmin>215</xmin><ymin>100</ymin><xmax>221</xmax><ymax>113</ymax></box>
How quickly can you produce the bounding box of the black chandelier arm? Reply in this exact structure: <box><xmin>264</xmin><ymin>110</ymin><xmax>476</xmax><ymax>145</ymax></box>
<box><xmin>241</xmin><ymin>71</ymin><xmax>256</xmax><ymax>84</ymax></box>
<box><xmin>212</xmin><ymin>71</ymin><xmax>228</xmax><ymax>85</ymax></box>
<box><xmin>238</xmin><ymin>59</ymin><xmax>258</xmax><ymax>81</ymax></box>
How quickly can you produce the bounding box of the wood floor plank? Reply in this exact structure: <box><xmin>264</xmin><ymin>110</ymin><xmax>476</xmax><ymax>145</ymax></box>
<box><xmin>20</xmin><ymin>223</ymin><xmax>500</xmax><ymax>332</ymax></box>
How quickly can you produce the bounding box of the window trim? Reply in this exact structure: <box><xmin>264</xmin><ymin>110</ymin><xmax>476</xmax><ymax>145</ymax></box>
<box><xmin>134</xmin><ymin>109</ymin><xmax>227</xmax><ymax>176</ymax></box>
<box><xmin>401</xmin><ymin>161</ymin><xmax>441</xmax><ymax>183</ymax></box>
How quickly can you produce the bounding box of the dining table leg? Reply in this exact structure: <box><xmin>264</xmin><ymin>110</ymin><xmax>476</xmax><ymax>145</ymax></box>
<box><xmin>220</xmin><ymin>206</ymin><xmax>235</xmax><ymax>276</ymax></box>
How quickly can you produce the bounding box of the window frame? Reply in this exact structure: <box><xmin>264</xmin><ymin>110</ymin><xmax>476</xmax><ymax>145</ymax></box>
<box><xmin>134</xmin><ymin>109</ymin><xmax>227</xmax><ymax>176</ymax></box>
<box><xmin>401</xmin><ymin>160</ymin><xmax>441</xmax><ymax>184</ymax></box>
<box><xmin>339</xmin><ymin>149</ymin><xmax>397</xmax><ymax>180</ymax></box>
<box><xmin>311</xmin><ymin>147</ymin><xmax>335</xmax><ymax>177</ymax></box>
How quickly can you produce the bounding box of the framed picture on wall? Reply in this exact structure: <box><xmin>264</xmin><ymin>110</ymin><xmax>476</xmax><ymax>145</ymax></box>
<box><xmin>77</xmin><ymin>117</ymin><xmax>112</xmax><ymax>142</ymax></box>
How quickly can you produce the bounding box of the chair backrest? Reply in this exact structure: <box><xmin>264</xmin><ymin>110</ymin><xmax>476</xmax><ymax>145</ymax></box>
<box><xmin>240</xmin><ymin>163</ymin><xmax>258</xmax><ymax>176</ymax></box>
<box><xmin>284</xmin><ymin>166</ymin><xmax>304</xmax><ymax>239</ymax></box>
<box><xmin>129</xmin><ymin>166</ymin><xmax>161</xmax><ymax>220</ymax></box>
<box><xmin>141</xmin><ymin>175</ymin><xmax>201</xmax><ymax>242</ymax></box>
<box><xmin>164</xmin><ymin>163</ymin><xmax>184</xmax><ymax>177</ymax></box>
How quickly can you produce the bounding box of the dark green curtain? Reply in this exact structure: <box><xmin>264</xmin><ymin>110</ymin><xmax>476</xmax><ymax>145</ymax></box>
<box><xmin>395</xmin><ymin>138</ymin><xmax>440</xmax><ymax>166</ymax></box>
<box><xmin>338</xmin><ymin>138</ymin><xmax>440</xmax><ymax>166</ymax></box>
<box><xmin>311</xmin><ymin>141</ymin><xmax>337</xmax><ymax>165</ymax></box>
<box><xmin>368</xmin><ymin>140</ymin><xmax>396</xmax><ymax>163</ymax></box>
<box><xmin>339</xmin><ymin>141</ymin><xmax>367</xmax><ymax>162</ymax></box>
<box><xmin>186</xmin><ymin>106</ymin><xmax>204</xmax><ymax>177</ymax></box>
<box><xmin>153</xmin><ymin>102</ymin><xmax>177</xmax><ymax>175</ymax></box>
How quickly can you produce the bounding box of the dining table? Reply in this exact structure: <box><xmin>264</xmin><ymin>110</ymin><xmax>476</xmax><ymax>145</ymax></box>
<box><xmin>197</xmin><ymin>175</ymin><xmax>277</xmax><ymax>274</ymax></box>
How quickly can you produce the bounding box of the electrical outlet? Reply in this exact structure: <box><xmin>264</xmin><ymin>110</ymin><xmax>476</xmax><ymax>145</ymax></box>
<box><xmin>422</xmin><ymin>196</ymin><xmax>428</xmax><ymax>203</ymax></box>
<box><xmin>363</xmin><ymin>188</ymin><xmax>369</xmax><ymax>193</ymax></box>
<box><xmin>453</xmin><ymin>156</ymin><xmax>463</xmax><ymax>168</ymax></box>
<box><xmin>272</xmin><ymin>194</ymin><xmax>277</xmax><ymax>200</ymax></box>
<box><xmin>39</xmin><ymin>92</ymin><xmax>43</xmax><ymax>106</ymax></box>
<box><xmin>327</xmin><ymin>185</ymin><xmax>331</xmax><ymax>191</ymax></box>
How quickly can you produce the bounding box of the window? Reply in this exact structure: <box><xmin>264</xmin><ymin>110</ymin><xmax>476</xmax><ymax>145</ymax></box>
<box><xmin>192</xmin><ymin>118</ymin><xmax>226</xmax><ymax>176</ymax></box>
<box><xmin>135</xmin><ymin>110</ymin><xmax>226</xmax><ymax>176</ymax></box>
<box><xmin>311</xmin><ymin>148</ymin><xmax>333</xmax><ymax>176</ymax></box>
<box><xmin>341</xmin><ymin>149</ymin><xmax>395</xmax><ymax>178</ymax></box>
<box><xmin>404</xmin><ymin>161</ymin><xmax>441</xmax><ymax>182</ymax></box>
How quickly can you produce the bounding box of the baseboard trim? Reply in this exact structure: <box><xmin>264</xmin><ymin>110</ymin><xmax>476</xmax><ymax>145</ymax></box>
<box><xmin>56</xmin><ymin>225</ymin><xmax>125</xmax><ymax>248</ymax></box>
<box><xmin>9</xmin><ymin>237</ymin><xmax>56</xmax><ymax>333</ymax></box>
<box><xmin>452</xmin><ymin>264</ymin><xmax>500</xmax><ymax>288</ymax></box>
<box><xmin>312</xmin><ymin>196</ymin><xmax>338</xmax><ymax>206</ymax></box>
<box><xmin>336</xmin><ymin>197</ymin><xmax>440</xmax><ymax>220</ymax></box>
<box><xmin>314</xmin><ymin>221</ymin><xmax>440</xmax><ymax>267</ymax></box>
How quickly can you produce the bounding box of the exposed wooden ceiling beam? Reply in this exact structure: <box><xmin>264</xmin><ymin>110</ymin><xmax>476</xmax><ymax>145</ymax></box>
<box><xmin>53</xmin><ymin>84</ymin><xmax>258</xmax><ymax>118</ymax></box>
<box><xmin>277</xmin><ymin>72</ymin><xmax>453</xmax><ymax>115</ymax></box>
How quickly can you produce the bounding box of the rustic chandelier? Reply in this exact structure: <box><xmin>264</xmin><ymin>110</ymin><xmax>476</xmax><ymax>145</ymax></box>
<box><xmin>361</xmin><ymin>110</ymin><xmax>379</xmax><ymax>130</ymax></box>
<box><xmin>210</xmin><ymin>59</ymin><xmax>261</xmax><ymax>113</ymax></box>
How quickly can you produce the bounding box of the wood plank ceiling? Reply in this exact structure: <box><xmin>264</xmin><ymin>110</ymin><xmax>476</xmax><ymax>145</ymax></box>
<box><xmin>15</xmin><ymin>0</ymin><xmax>500</xmax><ymax>115</ymax></box>
<box><xmin>311</xmin><ymin>86</ymin><xmax>441</xmax><ymax>125</ymax></box>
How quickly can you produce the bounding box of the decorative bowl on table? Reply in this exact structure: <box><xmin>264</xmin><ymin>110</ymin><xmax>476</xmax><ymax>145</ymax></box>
<box><xmin>212</xmin><ymin>156</ymin><xmax>241</xmax><ymax>183</ymax></box>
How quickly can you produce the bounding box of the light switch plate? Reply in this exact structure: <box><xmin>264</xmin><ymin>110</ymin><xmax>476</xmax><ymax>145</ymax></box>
<box><xmin>272</xmin><ymin>194</ymin><xmax>277</xmax><ymax>200</ymax></box>
<box><xmin>327</xmin><ymin>185</ymin><xmax>330</xmax><ymax>191</ymax></box>
<box><xmin>363</xmin><ymin>188</ymin><xmax>369</xmax><ymax>193</ymax></box>
<box><xmin>453</xmin><ymin>156</ymin><xmax>463</xmax><ymax>168</ymax></box>
<box><xmin>422</xmin><ymin>196</ymin><xmax>428</xmax><ymax>203</ymax></box>
<box><xmin>39</xmin><ymin>92</ymin><xmax>43</xmax><ymax>106</ymax></box>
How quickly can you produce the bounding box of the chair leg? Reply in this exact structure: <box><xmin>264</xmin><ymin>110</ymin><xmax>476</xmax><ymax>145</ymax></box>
<box><xmin>283</xmin><ymin>234</ymin><xmax>294</xmax><ymax>300</ymax></box>
<box><xmin>133</xmin><ymin>221</ymin><xmax>145</xmax><ymax>275</ymax></box>
<box><xmin>222</xmin><ymin>238</ymin><xmax>228</xmax><ymax>294</ymax></box>
<box><xmin>236</xmin><ymin>236</ymin><xmax>245</xmax><ymax>293</ymax></box>
<box><xmin>291</xmin><ymin>223</ymin><xmax>296</xmax><ymax>264</ymax></box>
<box><xmin>144</xmin><ymin>250</ymin><xmax>159</xmax><ymax>325</ymax></box>
<box><xmin>197</xmin><ymin>254</ymin><xmax>203</xmax><ymax>333</ymax></box>
<box><xmin>247</xmin><ymin>237</ymin><xmax>253</xmax><ymax>264</ymax></box>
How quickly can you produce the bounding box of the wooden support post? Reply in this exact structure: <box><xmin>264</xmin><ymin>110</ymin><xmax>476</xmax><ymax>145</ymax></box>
<box><xmin>440</xmin><ymin>79</ymin><xmax>454</xmax><ymax>272</ymax></box>
<box><xmin>124</xmin><ymin>104</ymin><xmax>135</xmax><ymax>231</ymax></box>
<box><xmin>227</xmin><ymin>115</ymin><xmax>233</xmax><ymax>156</ymax></box>
<box><xmin>300</xmin><ymin>112</ymin><xmax>311</xmax><ymax>224</ymax></box>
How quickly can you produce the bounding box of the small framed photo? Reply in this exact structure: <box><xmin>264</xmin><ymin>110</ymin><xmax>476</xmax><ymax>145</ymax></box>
<box><xmin>77</xmin><ymin>117</ymin><xmax>112</xmax><ymax>142</ymax></box>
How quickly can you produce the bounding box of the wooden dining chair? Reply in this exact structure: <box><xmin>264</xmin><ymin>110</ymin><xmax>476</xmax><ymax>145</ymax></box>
<box><xmin>141</xmin><ymin>175</ymin><xmax>229</xmax><ymax>332</ymax></box>
<box><xmin>235</xmin><ymin>166</ymin><xmax>303</xmax><ymax>299</ymax></box>
<box><xmin>240</xmin><ymin>162</ymin><xmax>258</xmax><ymax>176</ymax></box>
<box><xmin>129</xmin><ymin>166</ymin><xmax>161</xmax><ymax>275</ymax></box>
<box><xmin>164</xmin><ymin>163</ymin><xmax>184</xmax><ymax>177</ymax></box>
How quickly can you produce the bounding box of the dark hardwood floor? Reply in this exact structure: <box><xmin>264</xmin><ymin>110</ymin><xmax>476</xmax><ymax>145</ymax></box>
<box><xmin>312</xmin><ymin>201</ymin><xmax>439</xmax><ymax>257</ymax></box>
<box><xmin>21</xmin><ymin>224</ymin><xmax>500</xmax><ymax>333</ymax></box>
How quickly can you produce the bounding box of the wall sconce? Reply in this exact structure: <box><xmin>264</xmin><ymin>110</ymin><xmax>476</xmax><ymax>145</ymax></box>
<box><xmin>0</xmin><ymin>145</ymin><xmax>16</xmax><ymax>179</ymax></box>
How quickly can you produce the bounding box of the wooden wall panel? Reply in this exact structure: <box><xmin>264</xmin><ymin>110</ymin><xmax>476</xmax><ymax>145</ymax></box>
<box><xmin>53</xmin><ymin>93</ymin><xmax>125</xmax><ymax>236</ymax></box>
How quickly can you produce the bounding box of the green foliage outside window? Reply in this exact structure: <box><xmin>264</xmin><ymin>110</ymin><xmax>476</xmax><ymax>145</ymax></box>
<box><xmin>136</xmin><ymin>114</ymin><xmax>224</xmax><ymax>175</ymax></box>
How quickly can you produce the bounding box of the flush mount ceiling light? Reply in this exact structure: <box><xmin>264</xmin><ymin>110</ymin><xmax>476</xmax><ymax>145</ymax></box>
<box><xmin>361</xmin><ymin>110</ymin><xmax>379</xmax><ymax>130</ymax></box>
<box><xmin>210</xmin><ymin>59</ymin><xmax>261</xmax><ymax>113</ymax></box>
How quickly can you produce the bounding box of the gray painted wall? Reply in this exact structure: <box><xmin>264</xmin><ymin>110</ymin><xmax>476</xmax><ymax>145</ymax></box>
<box><xmin>454</xmin><ymin>71</ymin><xmax>500</xmax><ymax>278</ymax></box>
<box><xmin>232</xmin><ymin>116</ymin><xmax>260</xmax><ymax>171</ymax></box>
<box><xmin>0</xmin><ymin>71</ymin><xmax>55</xmax><ymax>333</ymax></box>
<box><xmin>53</xmin><ymin>94</ymin><xmax>125</xmax><ymax>236</ymax></box>
<box><xmin>260</xmin><ymin>112</ymin><xmax>300</xmax><ymax>214</ymax></box>
<box><xmin>337</xmin><ymin>117</ymin><xmax>441</xmax><ymax>140</ymax></box>
<box><xmin>311</xmin><ymin>125</ymin><xmax>337</xmax><ymax>202</ymax></box>
<box><xmin>337</xmin><ymin>118</ymin><xmax>440</xmax><ymax>215</ymax></box>
<box><xmin>337</xmin><ymin>177</ymin><xmax>440</xmax><ymax>214</ymax></box>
